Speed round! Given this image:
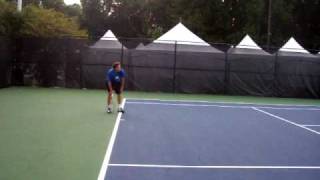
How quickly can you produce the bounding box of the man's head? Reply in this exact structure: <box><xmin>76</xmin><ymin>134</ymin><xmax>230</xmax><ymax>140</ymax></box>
<box><xmin>112</xmin><ymin>61</ymin><xmax>121</xmax><ymax>72</ymax></box>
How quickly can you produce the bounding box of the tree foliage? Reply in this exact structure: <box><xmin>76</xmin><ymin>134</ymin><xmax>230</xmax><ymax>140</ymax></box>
<box><xmin>1</xmin><ymin>0</ymin><xmax>319</xmax><ymax>49</ymax></box>
<box><xmin>0</xmin><ymin>0</ymin><xmax>87</xmax><ymax>38</ymax></box>
<box><xmin>80</xmin><ymin>0</ymin><xmax>106</xmax><ymax>39</ymax></box>
<box><xmin>0</xmin><ymin>0</ymin><xmax>24</xmax><ymax>37</ymax></box>
<box><xmin>21</xmin><ymin>5</ymin><xmax>87</xmax><ymax>37</ymax></box>
<box><xmin>81</xmin><ymin>0</ymin><xmax>320</xmax><ymax>50</ymax></box>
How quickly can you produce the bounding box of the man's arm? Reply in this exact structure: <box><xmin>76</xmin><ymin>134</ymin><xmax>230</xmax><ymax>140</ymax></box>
<box><xmin>108</xmin><ymin>81</ymin><xmax>113</xmax><ymax>92</ymax></box>
<box><xmin>120</xmin><ymin>78</ymin><xmax>125</xmax><ymax>93</ymax></box>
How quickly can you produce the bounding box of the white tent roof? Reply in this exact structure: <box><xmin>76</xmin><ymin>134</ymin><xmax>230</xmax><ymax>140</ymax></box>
<box><xmin>100</xmin><ymin>30</ymin><xmax>118</xmax><ymax>41</ymax></box>
<box><xmin>153</xmin><ymin>23</ymin><xmax>210</xmax><ymax>46</ymax></box>
<box><xmin>136</xmin><ymin>43</ymin><xmax>145</xmax><ymax>48</ymax></box>
<box><xmin>279</xmin><ymin>37</ymin><xmax>309</xmax><ymax>53</ymax></box>
<box><xmin>236</xmin><ymin>34</ymin><xmax>262</xmax><ymax>50</ymax></box>
<box><xmin>91</xmin><ymin>30</ymin><xmax>126</xmax><ymax>49</ymax></box>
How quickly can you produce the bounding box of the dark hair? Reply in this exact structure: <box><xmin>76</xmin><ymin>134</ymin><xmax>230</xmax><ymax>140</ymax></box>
<box><xmin>112</xmin><ymin>61</ymin><xmax>121</xmax><ymax>69</ymax></box>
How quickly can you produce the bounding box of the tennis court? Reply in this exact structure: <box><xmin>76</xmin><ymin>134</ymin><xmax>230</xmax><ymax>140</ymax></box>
<box><xmin>1</xmin><ymin>87</ymin><xmax>320</xmax><ymax>180</ymax></box>
<box><xmin>99</xmin><ymin>99</ymin><xmax>320</xmax><ymax>180</ymax></box>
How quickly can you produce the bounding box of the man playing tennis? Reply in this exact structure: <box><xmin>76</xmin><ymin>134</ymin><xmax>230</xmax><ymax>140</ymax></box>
<box><xmin>106</xmin><ymin>61</ymin><xmax>125</xmax><ymax>113</ymax></box>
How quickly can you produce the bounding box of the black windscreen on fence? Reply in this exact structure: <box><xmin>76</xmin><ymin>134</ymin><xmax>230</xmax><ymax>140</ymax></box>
<box><xmin>129</xmin><ymin>42</ymin><xmax>175</xmax><ymax>92</ymax></box>
<box><xmin>227</xmin><ymin>48</ymin><xmax>275</xmax><ymax>96</ymax></box>
<box><xmin>175</xmin><ymin>44</ymin><xmax>226</xmax><ymax>94</ymax></box>
<box><xmin>83</xmin><ymin>39</ymin><xmax>127</xmax><ymax>89</ymax></box>
<box><xmin>13</xmin><ymin>37</ymin><xmax>88</xmax><ymax>88</ymax></box>
<box><xmin>0</xmin><ymin>37</ymin><xmax>11</xmax><ymax>88</ymax></box>
<box><xmin>3</xmin><ymin>37</ymin><xmax>320</xmax><ymax>98</ymax></box>
<box><xmin>275</xmin><ymin>51</ymin><xmax>320</xmax><ymax>98</ymax></box>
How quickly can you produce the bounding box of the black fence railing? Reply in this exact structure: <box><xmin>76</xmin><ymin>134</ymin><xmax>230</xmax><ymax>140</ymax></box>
<box><xmin>1</xmin><ymin>36</ymin><xmax>320</xmax><ymax>98</ymax></box>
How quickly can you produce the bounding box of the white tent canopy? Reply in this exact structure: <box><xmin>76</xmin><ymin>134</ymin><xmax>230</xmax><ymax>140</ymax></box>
<box><xmin>236</xmin><ymin>34</ymin><xmax>262</xmax><ymax>50</ymax></box>
<box><xmin>279</xmin><ymin>37</ymin><xmax>309</xmax><ymax>53</ymax></box>
<box><xmin>153</xmin><ymin>23</ymin><xmax>210</xmax><ymax>46</ymax></box>
<box><xmin>100</xmin><ymin>30</ymin><xmax>118</xmax><ymax>41</ymax></box>
<box><xmin>136</xmin><ymin>43</ymin><xmax>145</xmax><ymax>48</ymax></box>
<box><xmin>91</xmin><ymin>30</ymin><xmax>126</xmax><ymax>49</ymax></box>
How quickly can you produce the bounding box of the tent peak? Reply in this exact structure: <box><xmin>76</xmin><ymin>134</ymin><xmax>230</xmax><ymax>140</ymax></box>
<box><xmin>154</xmin><ymin>23</ymin><xmax>210</xmax><ymax>46</ymax></box>
<box><xmin>236</xmin><ymin>34</ymin><xmax>262</xmax><ymax>50</ymax></box>
<box><xmin>101</xmin><ymin>30</ymin><xmax>118</xmax><ymax>41</ymax></box>
<box><xmin>91</xmin><ymin>29</ymin><xmax>126</xmax><ymax>49</ymax></box>
<box><xmin>279</xmin><ymin>37</ymin><xmax>309</xmax><ymax>53</ymax></box>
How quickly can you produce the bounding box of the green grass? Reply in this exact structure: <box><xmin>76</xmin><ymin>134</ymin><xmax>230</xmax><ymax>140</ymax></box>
<box><xmin>0</xmin><ymin>87</ymin><xmax>116</xmax><ymax>180</ymax></box>
<box><xmin>0</xmin><ymin>87</ymin><xmax>319</xmax><ymax>180</ymax></box>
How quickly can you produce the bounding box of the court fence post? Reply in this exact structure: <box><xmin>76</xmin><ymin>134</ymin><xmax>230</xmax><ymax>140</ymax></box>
<box><xmin>120</xmin><ymin>43</ymin><xmax>124</xmax><ymax>65</ymax></box>
<box><xmin>173</xmin><ymin>41</ymin><xmax>177</xmax><ymax>93</ymax></box>
<box><xmin>224</xmin><ymin>50</ymin><xmax>230</xmax><ymax>95</ymax></box>
<box><xmin>79</xmin><ymin>47</ymin><xmax>83</xmax><ymax>89</ymax></box>
<box><xmin>273</xmin><ymin>51</ymin><xmax>279</xmax><ymax>97</ymax></box>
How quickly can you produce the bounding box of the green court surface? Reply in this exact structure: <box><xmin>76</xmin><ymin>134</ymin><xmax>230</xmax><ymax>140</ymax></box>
<box><xmin>0</xmin><ymin>87</ymin><xmax>319</xmax><ymax>180</ymax></box>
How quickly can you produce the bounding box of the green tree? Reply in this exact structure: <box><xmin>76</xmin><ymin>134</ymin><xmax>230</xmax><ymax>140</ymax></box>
<box><xmin>42</xmin><ymin>0</ymin><xmax>65</xmax><ymax>11</ymax></box>
<box><xmin>291</xmin><ymin>0</ymin><xmax>320</xmax><ymax>51</ymax></box>
<box><xmin>19</xmin><ymin>0</ymin><xmax>82</xmax><ymax>18</ymax></box>
<box><xmin>267</xmin><ymin>0</ymin><xmax>295</xmax><ymax>47</ymax></box>
<box><xmin>81</xmin><ymin>0</ymin><xmax>107</xmax><ymax>39</ymax></box>
<box><xmin>21</xmin><ymin>5</ymin><xmax>87</xmax><ymax>37</ymax></box>
<box><xmin>107</xmin><ymin>0</ymin><xmax>150</xmax><ymax>37</ymax></box>
<box><xmin>164</xmin><ymin>0</ymin><xmax>230</xmax><ymax>42</ymax></box>
<box><xmin>0</xmin><ymin>0</ymin><xmax>24</xmax><ymax>38</ymax></box>
<box><xmin>79</xmin><ymin>0</ymin><xmax>320</xmax><ymax>49</ymax></box>
<box><xmin>63</xmin><ymin>4</ymin><xmax>82</xmax><ymax>17</ymax></box>
<box><xmin>21</xmin><ymin>0</ymin><xmax>64</xmax><ymax>10</ymax></box>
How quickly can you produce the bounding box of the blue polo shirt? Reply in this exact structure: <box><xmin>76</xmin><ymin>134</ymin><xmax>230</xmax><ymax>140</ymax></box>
<box><xmin>106</xmin><ymin>69</ymin><xmax>125</xmax><ymax>84</ymax></box>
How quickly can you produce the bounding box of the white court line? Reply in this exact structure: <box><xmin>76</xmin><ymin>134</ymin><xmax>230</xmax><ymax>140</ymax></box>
<box><xmin>126</xmin><ymin>101</ymin><xmax>320</xmax><ymax>111</ymax></box>
<box><xmin>108</xmin><ymin>163</ymin><xmax>320</xmax><ymax>169</ymax></box>
<box><xmin>259</xmin><ymin>107</ymin><xmax>320</xmax><ymax>111</ymax></box>
<box><xmin>301</xmin><ymin>125</ymin><xmax>320</xmax><ymax>127</ymax></box>
<box><xmin>127</xmin><ymin>98</ymin><xmax>320</xmax><ymax>108</ymax></box>
<box><xmin>127</xmin><ymin>98</ymin><xmax>160</xmax><ymax>101</ymax></box>
<box><xmin>97</xmin><ymin>99</ymin><xmax>126</xmax><ymax>180</ymax></box>
<box><xmin>252</xmin><ymin>107</ymin><xmax>320</xmax><ymax>135</ymax></box>
<box><xmin>127</xmin><ymin>101</ymin><xmax>249</xmax><ymax>108</ymax></box>
<box><xmin>127</xmin><ymin>98</ymin><xmax>210</xmax><ymax>104</ymax></box>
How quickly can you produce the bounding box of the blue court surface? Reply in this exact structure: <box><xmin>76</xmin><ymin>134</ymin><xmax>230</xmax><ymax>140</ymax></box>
<box><xmin>98</xmin><ymin>99</ymin><xmax>320</xmax><ymax>180</ymax></box>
